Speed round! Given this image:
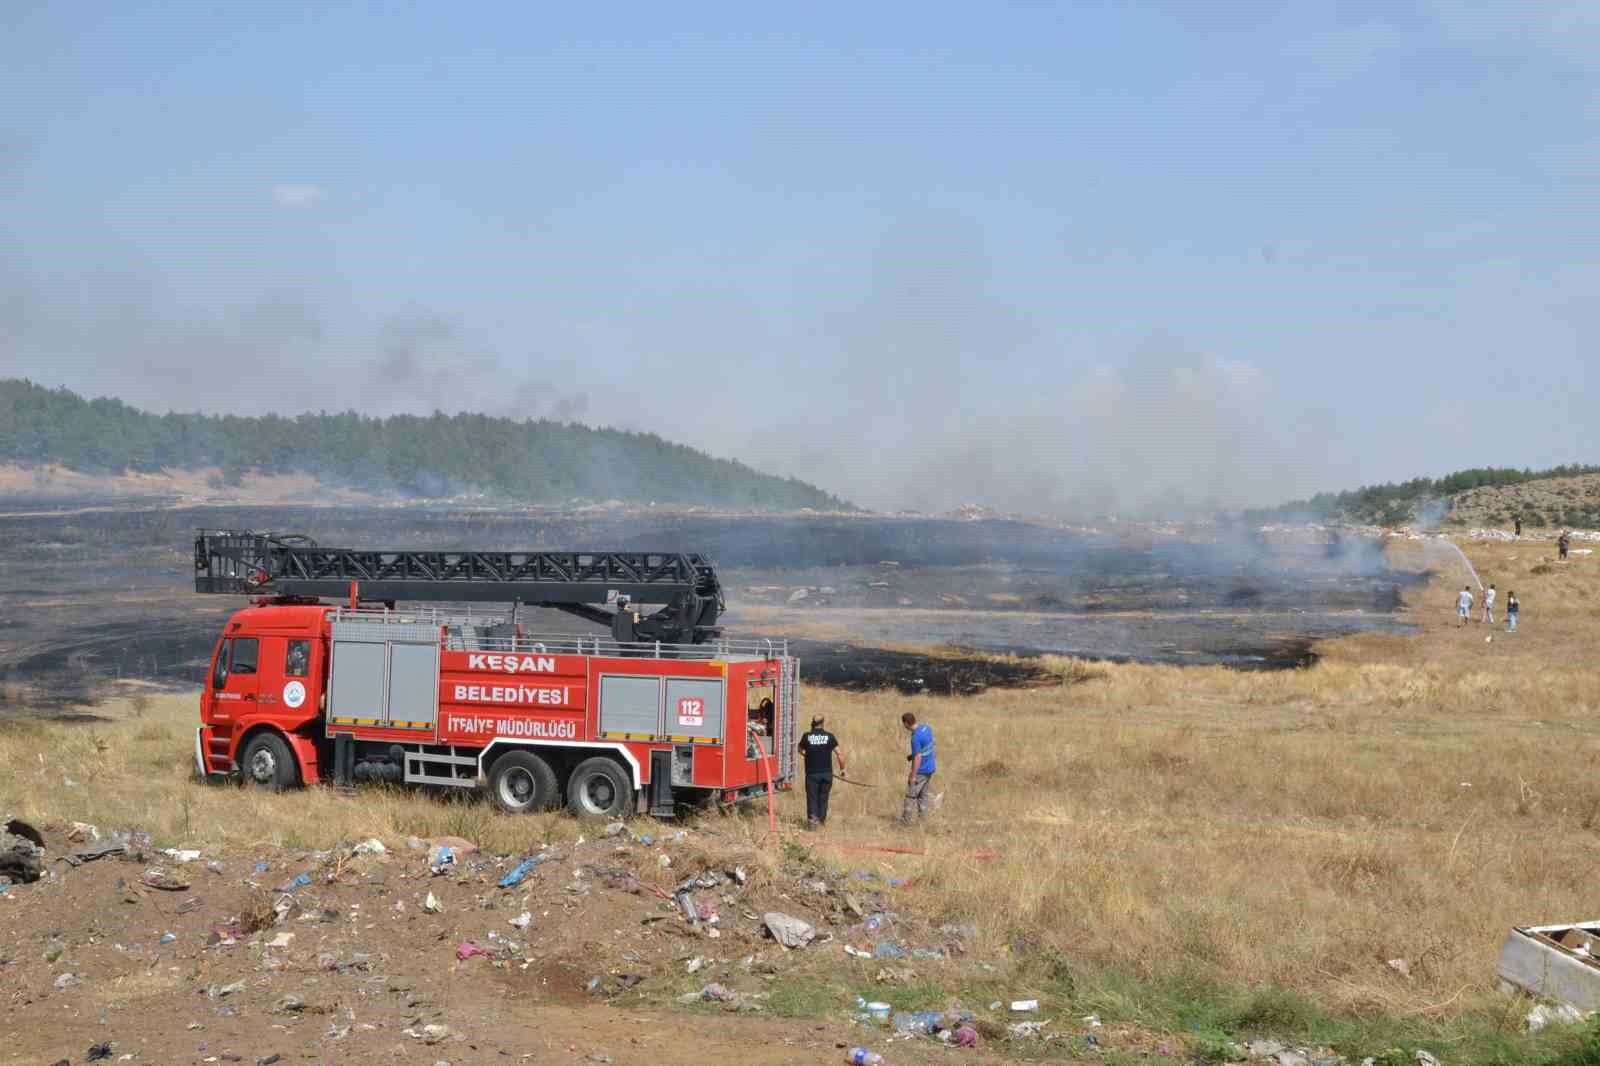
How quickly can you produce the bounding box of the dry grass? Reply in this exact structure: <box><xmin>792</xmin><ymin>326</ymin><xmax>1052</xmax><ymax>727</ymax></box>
<box><xmin>3</xmin><ymin>539</ymin><xmax>1599</xmax><ymax>1035</ymax></box>
<box><xmin>0</xmin><ymin>694</ymin><xmax>592</xmax><ymax>857</ymax></box>
<box><xmin>796</xmin><ymin>540</ymin><xmax>1600</xmax><ymax>1020</ymax></box>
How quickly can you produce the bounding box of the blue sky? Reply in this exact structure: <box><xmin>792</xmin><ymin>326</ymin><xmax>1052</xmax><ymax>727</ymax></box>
<box><xmin>2</xmin><ymin>2</ymin><xmax>1596</xmax><ymax>512</ymax></box>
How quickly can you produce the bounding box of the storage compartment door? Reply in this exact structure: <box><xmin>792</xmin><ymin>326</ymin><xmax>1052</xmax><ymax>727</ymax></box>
<box><xmin>386</xmin><ymin>642</ymin><xmax>440</xmax><ymax>729</ymax></box>
<box><xmin>599</xmin><ymin>675</ymin><xmax>663</xmax><ymax>738</ymax></box>
<box><xmin>328</xmin><ymin>641</ymin><xmax>387</xmax><ymax>725</ymax></box>
<box><xmin>665</xmin><ymin>678</ymin><xmax>724</xmax><ymax>743</ymax></box>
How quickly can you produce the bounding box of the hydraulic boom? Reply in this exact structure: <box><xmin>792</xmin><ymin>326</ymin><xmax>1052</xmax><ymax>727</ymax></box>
<box><xmin>193</xmin><ymin>530</ymin><xmax>723</xmax><ymax>644</ymax></box>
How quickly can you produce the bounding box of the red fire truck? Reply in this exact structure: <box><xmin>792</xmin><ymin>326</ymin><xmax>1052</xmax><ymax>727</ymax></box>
<box><xmin>191</xmin><ymin>531</ymin><xmax>798</xmax><ymax>817</ymax></box>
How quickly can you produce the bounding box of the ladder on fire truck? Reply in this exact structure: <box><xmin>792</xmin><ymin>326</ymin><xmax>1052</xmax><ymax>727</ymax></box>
<box><xmin>193</xmin><ymin>529</ymin><xmax>724</xmax><ymax>644</ymax></box>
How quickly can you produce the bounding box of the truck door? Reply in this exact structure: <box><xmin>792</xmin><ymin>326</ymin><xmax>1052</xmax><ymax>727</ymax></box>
<box><xmin>211</xmin><ymin>636</ymin><xmax>261</xmax><ymax>716</ymax></box>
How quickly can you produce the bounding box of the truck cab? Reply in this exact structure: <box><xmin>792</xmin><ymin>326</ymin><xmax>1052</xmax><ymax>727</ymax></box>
<box><xmin>198</xmin><ymin>603</ymin><xmax>330</xmax><ymax>786</ymax></box>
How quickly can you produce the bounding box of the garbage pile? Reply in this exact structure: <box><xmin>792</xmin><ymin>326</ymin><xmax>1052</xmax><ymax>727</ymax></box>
<box><xmin>0</xmin><ymin>813</ymin><xmax>1475</xmax><ymax>1065</ymax></box>
<box><xmin>0</xmin><ymin>816</ymin><xmax>45</xmax><ymax>887</ymax></box>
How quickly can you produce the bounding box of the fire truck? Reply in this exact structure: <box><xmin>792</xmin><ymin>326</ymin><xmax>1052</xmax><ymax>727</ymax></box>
<box><xmin>191</xmin><ymin>531</ymin><xmax>798</xmax><ymax>818</ymax></box>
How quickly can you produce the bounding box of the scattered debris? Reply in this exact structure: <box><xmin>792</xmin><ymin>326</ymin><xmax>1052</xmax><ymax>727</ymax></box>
<box><xmin>1497</xmin><ymin>922</ymin><xmax>1600</xmax><ymax>1010</ymax></box>
<box><xmin>423</xmin><ymin>892</ymin><xmax>442</xmax><ymax>914</ymax></box>
<box><xmin>509</xmin><ymin>911</ymin><xmax>531</xmax><ymax>929</ymax></box>
<box><xmin>1010</xmin><ymin>998</ymin><xmax>1039</xmax><ymax>1012</ymax></box>
<box><xmin>60</xmin><ymin>840</ymin><xmax>125</xmax><ymax>867</ymax></box>
<box><xmin>138</xmin><ymin>868</ymin><xmax>190</xmax><ymax>891</ymax></box>
<box><xmin>892</xmin><ymin>1010</ymin><xmax>943</xmax><ymax>1035</ymax></box>
<box><xmin>498</xmin><ymin>853</ymin><xmax>552</xmax><ymax>888</ymax></box>
<box><xmin>353</xmin><ymin>838</ymin><xmax>387</xmax><ymax>855</ymax></box>
<box><xmin>0</xmin><ymin>818</ymin><xmax>44</xmax><ymax>884</ymax></box>
<box><xmin>429</xmin><ymin>836</ymin><xmax>479</xmax><ymax>854</ymax></box>
<box><xmin>1527</xmin><ymin>1003</ymin><xmax>1588</xmax><ymax>1031</ymax></box>
<box><xmin>406</xmin><ymin>1023</ymin><xmax>454</xmax><ymax>1045</ymax></box>
<box><xmin>763</xmin><ymin>912</ymin><xmax>816</xmax><ymax>948</ymax></box>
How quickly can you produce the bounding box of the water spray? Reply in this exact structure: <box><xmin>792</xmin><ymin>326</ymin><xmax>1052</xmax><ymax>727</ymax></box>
<box><xmin>1438</xmin><ymin>539</ymin><xmax>1482</xmax><ymax>591</ymax></box>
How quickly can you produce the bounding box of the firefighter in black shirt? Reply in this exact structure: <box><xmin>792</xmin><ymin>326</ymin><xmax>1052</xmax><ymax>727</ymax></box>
<box><xmin>799</xmin><ymin>716</ymin><xmax>845</xmax><ymax>827</ymax></box>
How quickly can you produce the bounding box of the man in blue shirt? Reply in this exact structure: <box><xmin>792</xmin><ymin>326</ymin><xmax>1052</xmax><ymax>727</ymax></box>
<box><xmin>900</xmin><ymin>712</ymin><xmax>936</xmax><ymax>824</ymax></box>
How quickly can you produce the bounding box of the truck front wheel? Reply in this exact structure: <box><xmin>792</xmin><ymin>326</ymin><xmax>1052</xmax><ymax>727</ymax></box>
<box><xmin>239</xmin><ymin>732</ymin><xmax>298</xmax><ymax>791</ymax></box>
<box><xmin>488</xmin><ymin>751</ymin><xmax>559</xmax><ymax>814</ymax></box>
<box><xmin>567</xmin><ymin>757</ymin><xmax>631</xmax><ymax>818</ymax></box>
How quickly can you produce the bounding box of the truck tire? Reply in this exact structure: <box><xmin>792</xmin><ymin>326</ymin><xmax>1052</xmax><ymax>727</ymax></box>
<box><xmin>239</xmin><ymin>732</ymin><xmax>298</xmax><ymax>791</ymax></box>
<box><xmin>567</xmin><ymin>757</ymin><xmax>631</xmax><ymax>819</ymax></box>
<box><xmin>488</xmin><ymin>751</ymin><xmax>559</xmax><ymax>814</ymax></box>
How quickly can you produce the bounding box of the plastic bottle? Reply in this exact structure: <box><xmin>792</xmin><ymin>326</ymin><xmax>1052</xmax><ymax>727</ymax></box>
<box><xmin>891</xmin><ymin>1010</ymin><xmax>942</xmax><ymax>1035</ymax></box>
<box><xmin>846</xmin><ymin>1049</ymin><xmax>884</xmax><ymax>1066</ymax></box>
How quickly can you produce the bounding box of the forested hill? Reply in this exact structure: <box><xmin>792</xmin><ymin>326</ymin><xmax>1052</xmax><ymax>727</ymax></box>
<box><xmin>0</xmin><ymin>379</ymin><xmax>852</xmax><ymax>510</ymax></box>
<box><xmin>1256</xmin><ymin>465</ymin><xmax>1600</xmax><ymax>526</ymax></box>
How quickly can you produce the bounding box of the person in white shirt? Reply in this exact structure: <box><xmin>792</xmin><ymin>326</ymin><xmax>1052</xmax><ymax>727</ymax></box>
<box><xmin>1457</xmin><ymin>586</ymin><xmax>1472</xmax><ymax>626</ymax></box>
<box><xmin>1482</xmin><ymin>584</ymin><xmax>1496</xmax><ymax>625</ymax></box>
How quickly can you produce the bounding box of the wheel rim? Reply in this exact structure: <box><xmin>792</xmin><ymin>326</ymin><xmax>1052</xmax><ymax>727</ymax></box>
<box><xmin>249</xmin><ymin>747</ymin><xmax>277</xmax><ymax>784</ymax></box>
<box><xmin>498</xmin><ymin>767</ymin><xmax>535</xmax><ymax>809</ymax></box>
<box><xmin>578</xmin><ymin>772</ymin><xmax>615</xmax><ymax>815</ymax></box>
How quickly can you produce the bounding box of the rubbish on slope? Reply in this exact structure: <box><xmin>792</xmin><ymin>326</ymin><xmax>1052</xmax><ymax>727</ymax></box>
<box><xmin>763</xmin><ymin>912</ymin><xmax>815</xmax><ymax>948</ymax></box>
<box><xmin>498</xmin><ymin>853</ymin><xmax>553</xmax><ymax>888</ymax></box>
<box><xmin>1496</xmin><ymin>921</ymin><xmax>1600</xmax><ymax>1010</ymax></box>
<box><xmin>1527</xmin><ymin>1004</ymin><xmax>1588</xmax><ymax>1031</ymax></box>
<box><xmin>60</xmin><ymin>840</ymin><xmax>125</xmax><ymax>867</ymax></box>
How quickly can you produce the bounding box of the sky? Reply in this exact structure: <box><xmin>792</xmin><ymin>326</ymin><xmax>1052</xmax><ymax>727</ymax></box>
<box><xmin>2</xmin><ymin>1</ymin><xmax>1597</xmax><ymax>514</ymax></box>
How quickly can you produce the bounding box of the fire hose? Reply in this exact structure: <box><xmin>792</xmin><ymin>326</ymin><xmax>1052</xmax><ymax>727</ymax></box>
<box><xmin>748</xmin><ymin>731</ymin><xmax>777</xmax><ymax>836</ymax></box>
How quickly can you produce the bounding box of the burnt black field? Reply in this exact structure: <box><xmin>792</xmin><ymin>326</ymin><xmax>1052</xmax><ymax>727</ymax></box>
<box><xmin>0</xmin><ymin>502</ymin><xmax>1422</xmax><ymax>709</ymax></box>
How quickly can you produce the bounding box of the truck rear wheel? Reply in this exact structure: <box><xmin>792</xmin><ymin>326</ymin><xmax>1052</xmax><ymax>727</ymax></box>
<box><xmin>239</xmin><ymin>732</ymin><xmax>298</xmax><ymax>791</ymax></box>
<box><xmin>488</xmin><ymin>751</ymin><xmax>559</xmax><ymax>814</ymax></box>
<box><xmin>567</xmin><ymin>757</ymin><xmax>631</xmax><ymax>818</ymax></box>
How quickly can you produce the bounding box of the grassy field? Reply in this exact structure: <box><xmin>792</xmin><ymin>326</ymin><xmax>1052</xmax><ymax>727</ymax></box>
<box><xmin>3</xmin><ymin>536</ymin><xmax>1598</xmax><ymax>1061</ymax></box>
